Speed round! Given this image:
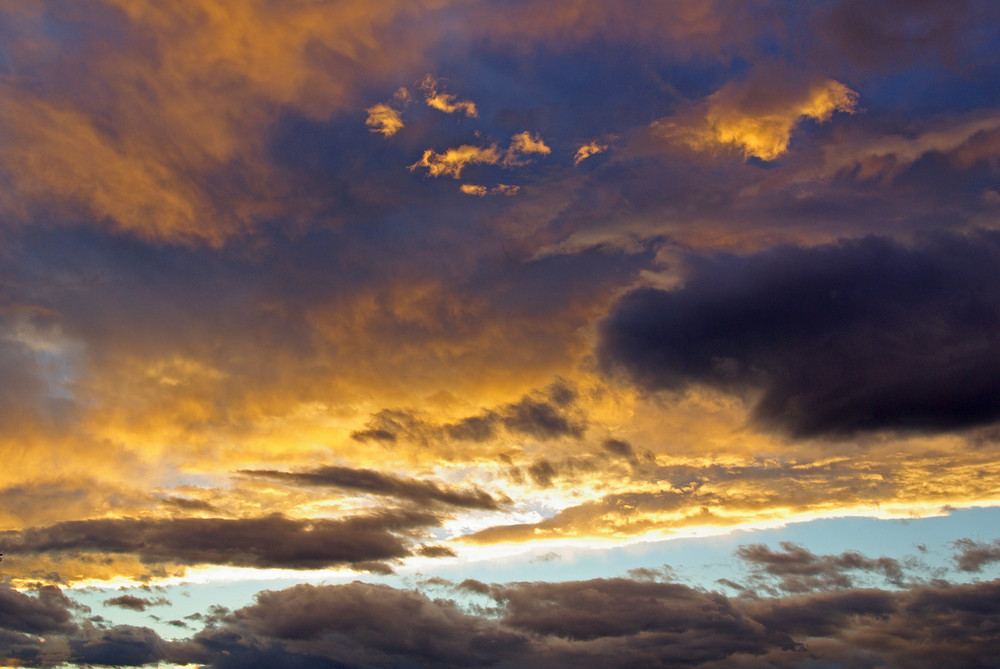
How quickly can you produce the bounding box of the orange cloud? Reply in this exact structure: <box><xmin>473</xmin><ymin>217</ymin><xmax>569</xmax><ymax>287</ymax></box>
<box><xmin>656</xmin><ymin>74</ymin><xmax>857</xmax><ymax>160</ymax></box>
<box><xmin>366</xmin><ymin>103</ymin><xmax>405</xmax><ymax>137</ymax></box>
<box><xmin>461</xmin><ymin>184</ymin><xmax>489</xmax><ymax>196</ymax></box>
<box><xmin>503</xmin><ymin>132</ymin><xmax>552</xmax><ymax>167</ymax></box>
<box><xmin>409</xmin><ymin>144</ymin><xmax>502</xmax><ymax>178</ymax></box>
<box><xmin>574</xmin><ymin>140</ymin><xmax>608</xmax><ymax>165</ymax></box>
<box><xmin>420</xmin><ymin>75</ymin><xmax>478</xmax><ymax>117</ymax></box>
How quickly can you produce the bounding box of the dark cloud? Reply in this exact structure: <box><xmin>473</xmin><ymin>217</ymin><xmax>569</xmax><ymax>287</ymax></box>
<box><xmin>188</xmin><ymin>582</ymin><xmax>527</xmax><ymax>669</ymax></box>
<box><xmin>736</xmin><ymin>541</ymin><xmax>906</xmax><ymax>593</ymax></box>
<box><xmin>0</xmin><ymin>584</ymin><xmax>75</xmax><ymax>634</ymax></box>
<box><xmin>155</xmin><ymin>575</ymin><xmax>1000</xmax><ymax>668</ymax></box>
<box><xmin>952</xmin><ymin>538</ymin><xmax>1000</xmax><ymax>572</ymax></box>
<box><xmin>599</xmin><ymin>230</ymin><xmax>1000</xmax><ymax>437</ymax></box>
<box><xmin>103</xmin><ymin>595</ymin><xmax>170</xmax><ymax>612</ymax></box>
<box><xmin>239</xmin><ymin>465</ymin><xmax>503</xmax><ymax>510</ymax></box>
<box><xmin>5</xmin><ymin>574</ymin><xmax>994</xmax><ymax>668</ymax></box>
<box><xmin>1</xmin><ymin>512</ymin><xmax>441</xmax><ymax>570</ymax></box>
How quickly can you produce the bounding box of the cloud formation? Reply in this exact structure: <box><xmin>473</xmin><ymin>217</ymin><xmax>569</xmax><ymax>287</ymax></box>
<box><xmin>599</xmin><ymin>230</ymin><xmax>1000</xmax><ymax>437</ymax></box>
<box><xmin>656</xmin><ymin>71</ymin><xmax>857</xmax><ymax>160</ymax></box>
<box><xmin>365</xmin><ymin>103</ymin><xmax>405</xmax><ymax>137</ymax></box>
<box><xmin>574</xmin><ymin>141</ymin><xmax>609</xmax><ymax>165</ymax></box>
<box><xmin>420</xmin><ymin>75</ymin><xmax>478</xmax><ymax>117</ymax></box>
<box><xmin>239</xmin><ymin>465</ymin><xmax>503</xmax><ymax>510</ymax></box>
<box><xmin>0</xmin><ymin>512</ymin><xmax>443</xmax><ymax>575</ymax></box>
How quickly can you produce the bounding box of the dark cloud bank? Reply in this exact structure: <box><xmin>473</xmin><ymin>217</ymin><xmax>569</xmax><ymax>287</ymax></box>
<box><xmin>3</xmin><ymin>571</ymin><xmax>1000</xmax><ymax>667</ymax></box>
<box><xmin>599</xmin><ymin>230</ymin><xmax>1000</xmax><ymax>437</ymax></box>
<box><xmin>0</xmin><ymin>512</ymin><xmax>439</xmax><ymax>572</ymax></box>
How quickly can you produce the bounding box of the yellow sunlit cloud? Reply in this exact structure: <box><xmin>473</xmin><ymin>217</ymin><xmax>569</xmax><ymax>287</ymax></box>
<box><xmin>503</xmin><ymin>131</ymin><xmax>551</xmax><ymax>167</ymax></box>
<box><xmin>420</xmin><ymin>75</ymin><xmax>478</xmax><ymax>117</ymax></box>
<box><xmin>574</xmin><ymin>140</ymin><xmax>608</xmax><ymax>165</ymax></box>
<box><xmin>366</xmin><ymin>103</ymin><xmax>405</xmax><ymax>137</ymax></box>
<box><xmin>461</xmin><ymin>184</ymin><xmax>489</xmax><ymax>196</ymax></box>
<box><xmin>657</xmin><ymin>76</ymin><xmax>858</xmax><ymax>160</ymax></box>
<box><xmin>409</xmin><ymin>144</ymin><xmax>501</xmax><ymax>178</ymax></box>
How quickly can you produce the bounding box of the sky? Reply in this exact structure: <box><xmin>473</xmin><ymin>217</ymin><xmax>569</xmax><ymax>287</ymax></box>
<box><xmin>1</xmin><ymin>0</ymin><xmax>1000</xmax><ymax>666</ymax></box>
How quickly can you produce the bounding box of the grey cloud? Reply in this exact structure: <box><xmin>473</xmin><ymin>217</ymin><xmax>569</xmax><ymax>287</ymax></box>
<box><xmin>736</xmin><ymin>541</ymin><xmax>906</xmax><ymax>593</ymax></box>
<box><xmin>599</xmin><ymin>230</ymin><xmax>1000</xmax><ymax>438</ymax></box>
<box><xmin>1</xmin><ymin>512</ymin><xmax>441</xmax><ymax>570</ymax></box>
<box><xmin>952</xmin><ymin>538</ymin><xmax>1000</xmax><ymax>572</ymax></box>
<box><xmin>103</xmin><ymin>595</ymin><xmax>170</xmax><ymax>612</ymax></box>
<box><xmin>0</xmin><ymin>584</ymin><xmax>75</xmax><ymax>635</ymax></box>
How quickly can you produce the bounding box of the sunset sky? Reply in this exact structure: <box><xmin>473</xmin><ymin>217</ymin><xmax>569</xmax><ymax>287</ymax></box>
<box><xmin>2</xmin><ymin>1</ymin><xmax>1000</xmax><ymax>667</ymax></box>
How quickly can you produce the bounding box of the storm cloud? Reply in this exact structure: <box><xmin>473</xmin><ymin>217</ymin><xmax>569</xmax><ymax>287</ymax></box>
<box><xmin>599</xmin><ymin>230</ymin><xmax>1000</xmax><ymax>437</ymax></box>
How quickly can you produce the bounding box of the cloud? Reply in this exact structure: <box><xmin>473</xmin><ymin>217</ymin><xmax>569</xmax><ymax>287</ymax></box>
<box><xmin>952</xmin><ymin>538</ymin><xmax>1000</xmax><ymax>572</ymax></box>
<box><xmin>464</xmin><ymin>451</ymin><xmax>1000</xmax><ymax>543</ymax></box>
<box><xmin>159</xmin><ymin>575</ymin><xmax>1000</xmax><ymax>668</ymax></box>
<box><xmin>0</xmin><ymin>512</ymin><xmax>443</xmax><ymax>572</ymax></box>
<box><xmin>655</xmin><ymin>70</ymin><xmax>857</xmax><ymax>160</ymax></box>
<box><xmin>419</xmin><ymin>75</ymin><xmax>478</xmax><ymax>117</ymax></box>
<box><xmin>102</xmin><ymin>595</ymin><xmax>170</xmax><ymax>612</ymax></box>
<box><xmin>736</xmin><ymin>541</ymin><xmax>906</xmax><ymax>593</ymax></box>
<box><xmin>503</xmin><ymin>131</ymin><xmax>552</xmax><ymax>167</ymax></box>
<box><xmin>365</xmin><ymin>103</ymin><xmax>405</xmax><ymax>137</ymax></box>
<box><xmin>460</xmin><ymin>184</ymin><xmax>488</xmax><ymax>196</ymax></box>
<box><xmin>351</xmin><ymin>382</ymin><xmax>586</xmax><ymax>446</ymax></box>
<box><xmin>0</xmin><ymin>584</ymin><xmax>75</xmax><ymax>635</ymax></box>
<box><xmin>598</xmin><ymin>230</ymin><xmax>1000</xmax><ymax>437</ymax></box>
<box><xmin>238</xmin><ymin>465</ymin><xmax>503</xmax><ymax>510</ymax></box>
<box><xmin>574</xmin><ymin>141</ymin><xmax>609</xmax><ymax>165</ymax></box>
<box><xmin>815</xmin><ymin>112</ymin><xmax>1000</xmax><ymax>181</ymax></box>
<box><xmin>409</xmin><ymin>144</ymin><xmax>501</xmax><ymax>178</ymax></box>
<box><xmin>0</xmin><ymin>1</ymin><xmax>452</xmax><ymax>243</ymax></box>
<box><xmin>460</xmin><ymin>184</ymin><xmax>521</xmax><ymax>196</ymax></box>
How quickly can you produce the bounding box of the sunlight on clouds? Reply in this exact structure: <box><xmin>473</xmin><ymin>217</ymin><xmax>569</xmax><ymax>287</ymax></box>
<box><xmin>503</xmin><ymin>131</ymin><xmax>552</xmax><ymax>167</ymax></box>
<box><xmin>574</xmin><ymin>140</ymin><xmax>608</xmax><ymax>165</ymax></box>
<box><xmin>461</xmin><ymin>184</ymin><xmax>488</xmax><ymax>196</ymax></box>
<box><xmin>366</xmin><ymin>103</ymin><xmax>405</xmax><ymax>137</ymax></box>
<box><xmin>420</xmin><ymin>75</ymin><xmax>478</xmax><ymax>117</ymax></box>
<box><xmin>657</xmin><ymin>76</ymin><xmax>858</xmax><ymax>160</ymax></box>
<box><xmin>410</xmin><ymin>144</ymin><xmax>501</xmax><ymax>178</ymax></box>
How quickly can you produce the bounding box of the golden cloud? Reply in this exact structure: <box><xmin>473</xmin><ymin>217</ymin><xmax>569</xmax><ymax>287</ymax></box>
<box><xmin>574</xmin><ymin>140</ymin><xmax>608</xmax><ymax>165</ymax></box>
<box><xmin>503</xmin><ymin>131</ymin><xmax>552</xmax><ymax>167</ymax></box>
<box><xmin>656</xmin><ymin>75</ymin><xmax>858</xmax><ymax>161</ymax></box>
<box><xmin>366</xmin><ymin>103</ymin><xmax>405</xmax><ymax>137</ymax></box>
<box><xmin>461</xmin><ymin>184</ymin><xmax>489</xmax><ymax>196</ymax></box>
<box><xmin>419</xmin><ymin>75</ymin><xmax>478</xmax><ymax>117</ymax></box>
<box><xmin>409</xmin><ymin>144</ymin><xmax>502</xmax><ymax>178</ymax></box>
<box><xmin>0</xmin><ymin>0</ymin><xmax>453</xmax><ymax>243</ymax></box>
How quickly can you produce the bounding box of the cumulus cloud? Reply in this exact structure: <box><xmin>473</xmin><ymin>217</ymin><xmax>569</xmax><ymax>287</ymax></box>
<box><xmin>599</xmin><ymin>230</ymin><xmax>1000</xmax><ymax>437</ymax></box>
<box><xmin>655</xmin><ymin>71</ymin><xmax>857</xmax><ymax>160</ymax></box>
<box><xmin>100</xmin><ymin>576</ymin><xmax>999</xmax><ymax>669</ymax></box>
